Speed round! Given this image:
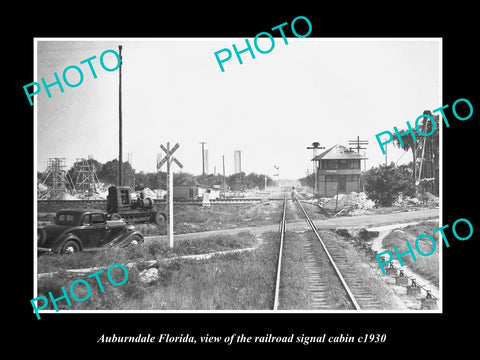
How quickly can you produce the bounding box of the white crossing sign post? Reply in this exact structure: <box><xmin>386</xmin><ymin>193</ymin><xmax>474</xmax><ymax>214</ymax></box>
<box><xmin>157</xmin><ymin>142</ymin><xmax>183</xmax><ymax>248</ymax></box>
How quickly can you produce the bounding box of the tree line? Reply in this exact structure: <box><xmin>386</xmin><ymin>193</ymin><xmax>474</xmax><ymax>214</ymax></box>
<box><xmin>39</xmin><ymin>157</ymin><xmax>274</xmax><ymax>191</ymax></box>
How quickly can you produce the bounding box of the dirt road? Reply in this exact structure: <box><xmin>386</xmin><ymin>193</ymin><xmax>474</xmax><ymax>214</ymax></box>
<box><xmin>144</xmin><ymin>208</ymin><xmax>439</xmax><ymax>243</ymax></box>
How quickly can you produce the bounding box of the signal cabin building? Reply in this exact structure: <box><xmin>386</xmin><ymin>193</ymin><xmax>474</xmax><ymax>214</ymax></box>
<box><xmin>313</xmin><ymin>144</ymin><xmax>366</xmax><ymax>197</ymax></box>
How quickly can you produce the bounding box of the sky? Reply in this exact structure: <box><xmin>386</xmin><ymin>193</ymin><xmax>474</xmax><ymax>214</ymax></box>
<box><xmin>35</xmin><ymin>38</ymin><xmax>441</xmax><ymax>179</ymax></box>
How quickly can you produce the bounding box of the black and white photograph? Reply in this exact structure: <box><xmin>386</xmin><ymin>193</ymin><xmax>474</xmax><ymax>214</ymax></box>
<box><xmin>15</xmin><ymin>7</ymin><xmax>478</xmax><ymax>354</ymax></box>
<box><xmin>33</xmin><ymin>37</ymin><xmax>442</xmax><ymax>315</ymax></box>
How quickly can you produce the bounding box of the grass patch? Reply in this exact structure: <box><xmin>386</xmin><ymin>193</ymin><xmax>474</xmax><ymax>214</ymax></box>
<box><xmin>130</xmin><ymin>232</ymin><xmax>278</xmax><ymax>310</ymax></box>
<box><xmin>37</xmin><ymin>232</ymin><xmax>257</xmax><ymax>273</ymax></box>
<box><xmin>36</xmin><ymin>231</ymin><xmax>279</xmax><ymax>311</ymax></box>
<box><xmin>172</xmin><ymin>203</ymin><xmax>283</xmax><ymax>234</ymax></box>
<box><xmin>381</xmin><ymin>221</ymin><xmax>439</xmax><ymax>287</ymax></box>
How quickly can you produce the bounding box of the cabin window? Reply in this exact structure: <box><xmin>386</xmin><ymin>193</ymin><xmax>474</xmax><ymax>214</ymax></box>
<box><xmin>326</xmin><ymin>160</ymin><xmax>338</xmax><ymax>169</ymax></box>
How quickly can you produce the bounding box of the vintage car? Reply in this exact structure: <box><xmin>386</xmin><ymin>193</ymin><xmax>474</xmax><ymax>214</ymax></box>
<box><xmin>37</xmin><ymin>209</ymin><xmax>144</xmax><ymax>254</ymax></box>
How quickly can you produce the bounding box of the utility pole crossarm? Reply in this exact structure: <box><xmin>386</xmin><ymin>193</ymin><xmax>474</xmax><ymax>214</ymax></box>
<box><xmin>348</xmin><ymin>136</ymin><xmax>368</xmax><ymax>153</ymax></box>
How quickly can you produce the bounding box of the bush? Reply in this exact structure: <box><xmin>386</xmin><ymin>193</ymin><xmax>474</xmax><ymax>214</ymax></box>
<box><xmin>363</xmin><ymin>163</ymin><xmax>416</xmax><ymax>206</ymax></box>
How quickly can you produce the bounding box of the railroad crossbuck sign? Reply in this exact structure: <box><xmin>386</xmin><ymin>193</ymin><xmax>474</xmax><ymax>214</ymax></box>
<box><xmin>157</xmin><ymin>142</ymin><xmax>183</xmax><ymax>248</ymax></box>
<box><xmin>157</xmin><ymin>143</ymin><xmax>183</xmax><ymax>170</ymax></box>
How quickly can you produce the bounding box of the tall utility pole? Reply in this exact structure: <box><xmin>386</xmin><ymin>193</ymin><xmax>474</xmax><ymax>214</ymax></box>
<box><xmin>200</xmin><ymin>141</ymin><xmax>207</xmax><ymax>183</ymax></box>
<box><xmin>348</xmin><ymin>136</ymin><xmax>368</xmax><ymax>171</ymax></box>
<box><xmin>118</xmin><ymin>45</ymin><xmax>123</xmax><ymax>186</ymax></box>
<box><xmin>307</xmin><ymin>142</ymin><xmax>324</xmax><ymax>195</ymax></box>
<box><xmin>385</xmin><ymin>144</ymin><xmax>388</xmax><ymax>166</ymax></box>
<box><xmin>167</xmin><ymin>144</ymin><xmax>172</xmax><ymax>245</ymax></box>
<box><xmin>348</xmin><ymin>136</ymin><xmax>368</xmax><ymax>154</ymax></box>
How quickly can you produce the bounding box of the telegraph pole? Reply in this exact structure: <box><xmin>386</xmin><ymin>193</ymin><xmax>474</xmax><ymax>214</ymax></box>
<box><xmin>167</xmin><ymin>144</ymin><xmax>172</xmax><ymax>245</ymax></box>
<box><xmin>348</xmin><ymin>136</ymin><xmax>368</xmax><ymax>154</ymax></box>
<box><xmin>349</xmin><ymin>136</ymin><xmax>368</xmax><ymax>171</ymax></box>
<box><xmin>385</xmin><ymin>144</ymin><xmax>388</xmax><ymax>166</ymax></box>
<box><xmin>348</xmin><ymin>136</ymin><xmax>368</xmax><ymax>189</ymax></box>
<box><xmin>118</xmin><ymin>45</ymin><xmax>123</xmax><ymax>186</ymax></box>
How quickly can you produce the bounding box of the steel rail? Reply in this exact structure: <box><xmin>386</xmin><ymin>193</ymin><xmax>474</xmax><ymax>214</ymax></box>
<box><xmin>294</xmin><ymin>196</ymin><xmax>362</xmax><ymax>311</ymax></box>
<box><xmin>273</xmin><ymin>195</ymin><xmax>287</xmax><ymax>310</ymax></box>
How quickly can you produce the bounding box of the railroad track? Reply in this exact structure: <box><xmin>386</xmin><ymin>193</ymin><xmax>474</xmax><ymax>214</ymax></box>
<box><xmin>273</xmin><ymin>195</ymin><xmax>383</xmax><ymax>311</ymax></box>
<box><xmin>273</xmin><ymin>195</ymin><xmax>287</xmax><ymax>309</ymax></box>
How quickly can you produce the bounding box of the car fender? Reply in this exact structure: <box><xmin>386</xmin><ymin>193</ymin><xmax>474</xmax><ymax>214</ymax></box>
<box><xmin>107</xmin><ymin>230</ymin><xmax>144</xmax><ymax>248</ymax></box>
<box><xmin>53</xmin><ymin>233</ymin><xmax>82</xmax><ymax>253</ymax></box>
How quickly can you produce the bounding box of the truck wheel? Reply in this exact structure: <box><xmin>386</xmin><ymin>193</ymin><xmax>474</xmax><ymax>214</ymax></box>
<box><xmin>153</xmin><ymin>212</ymin><xmax>166</xmax><ymax>225</ymax></box>
<box><xmin>110</xmin><ymin>213</ymin><xmax>122</xmax><ymax>220</ymax></box>
<box><xmin>61</xmin><ymin>240</ymin><xmax>80</xmax><ymax>254</ymax></box>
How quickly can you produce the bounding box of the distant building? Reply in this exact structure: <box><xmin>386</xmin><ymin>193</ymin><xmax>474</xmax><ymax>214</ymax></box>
<box><xmin>313</xmin><ymin>144</ymin><xmax>367</xmax><ymax>197</ymax></box>
<box><xmin>234</xmin><ymin>150</ymin><xmax>242</xmax><ymax>174</ymax></box>
<box><xmin>173</xmin><ymin>184</ymin><xmax>220</xmax><ymax>200</ymax></box>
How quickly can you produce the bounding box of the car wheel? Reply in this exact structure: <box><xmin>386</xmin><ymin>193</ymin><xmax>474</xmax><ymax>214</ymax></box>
<box><xmin>110</xmin><ymin>213</ymin><xmax>122</xmax><ymax>220</ymax></box>
<box><xmin>61</xmin><ymin>240</ymin><xmax>80</xmax><ymax>254</ymax></box>
<box><xmin>127</xmin><ymin>234</ymin><xmax>143</xmax><ymax>248</ymax></box>
<box><xmin>153</xmin><ymin>212</ymin><xmax>166</xmax><ymax>226</ymax></box>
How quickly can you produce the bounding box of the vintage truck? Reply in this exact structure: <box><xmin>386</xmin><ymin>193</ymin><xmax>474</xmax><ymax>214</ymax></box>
<box><xmin>106</xmin><ymin>185</ymin><xmax>167</xmax><ymax>225</ymax></box>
